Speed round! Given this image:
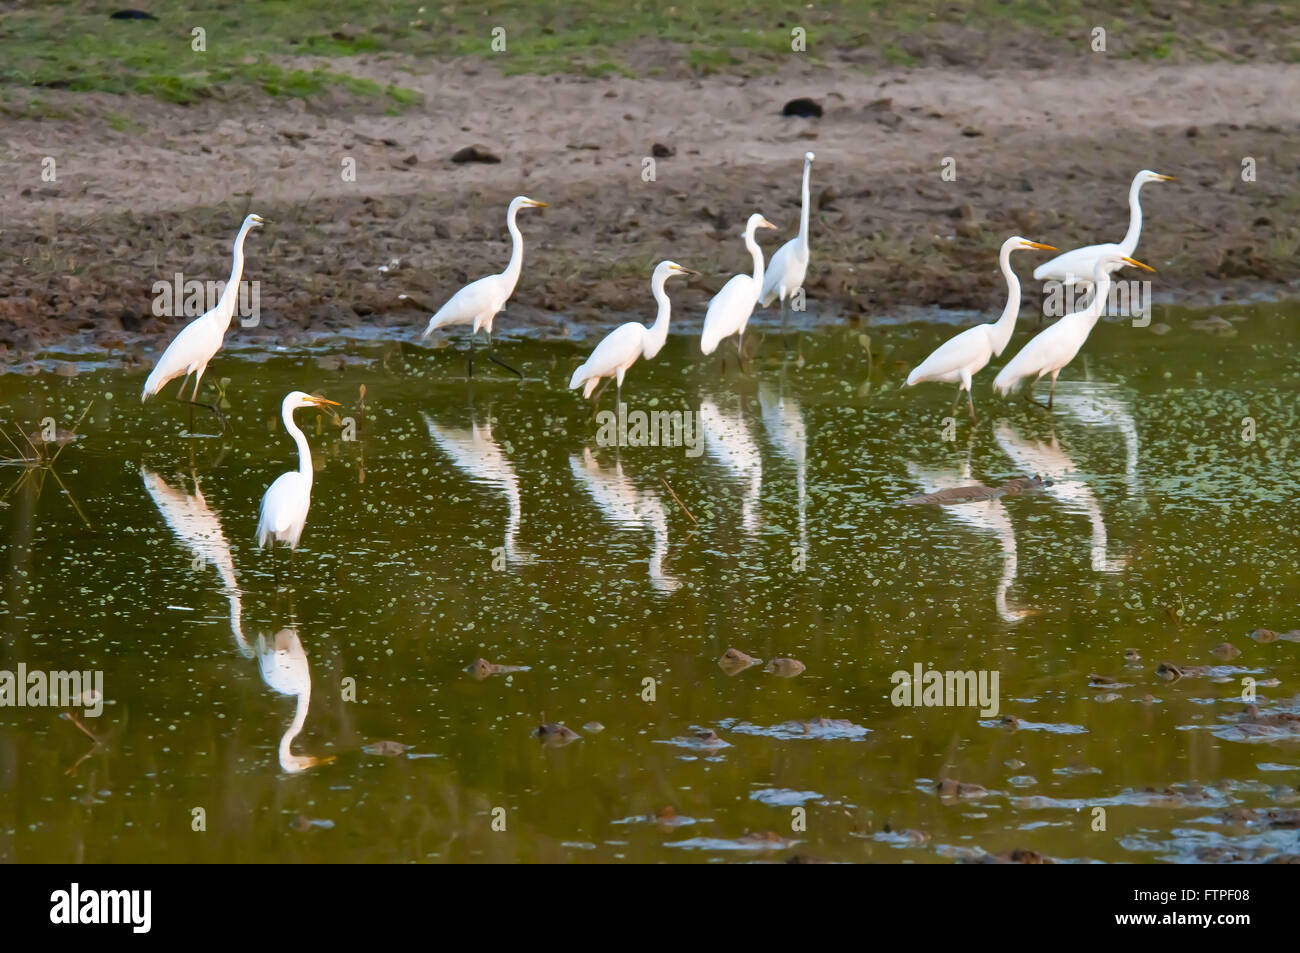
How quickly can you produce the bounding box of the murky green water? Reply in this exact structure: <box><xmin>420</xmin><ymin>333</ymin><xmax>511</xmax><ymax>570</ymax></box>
<box><xmin>2</xmin><ymin>300</ymin><xmax>1298</xmax><ymax>863</ymax></box>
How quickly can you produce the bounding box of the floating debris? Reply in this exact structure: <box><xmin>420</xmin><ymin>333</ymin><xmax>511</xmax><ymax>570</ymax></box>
<box><xmin>362</xmin><ymin>740</ymin><xmax>410</xmax><ymax>757</ymax></box>
<box><xmin>765</xmin><ymin>657</ymin><xmax>806</xmax><ymax>678</ymax></box>
<box><xmin>720</xmin><ymin>717</ymin><xmax>870</xmax><ymax>741</ymax></box>
<box><xmin>719</xmin><ymin>647</ymin><xmax>760</xmax><ymax>675</ymax></box>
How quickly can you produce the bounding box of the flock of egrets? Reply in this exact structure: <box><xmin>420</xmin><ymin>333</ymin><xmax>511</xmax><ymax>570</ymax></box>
<box><xmin>137</xmin><ymin>153</ymin><xmax>1172</xmax><ymax>564</ymax></box>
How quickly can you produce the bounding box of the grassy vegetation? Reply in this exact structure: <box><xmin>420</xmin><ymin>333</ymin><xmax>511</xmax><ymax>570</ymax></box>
<box><xmin>0</xmin><ymin>1</ymin><xmax>1295</xmax><ymax>110</ymax></box>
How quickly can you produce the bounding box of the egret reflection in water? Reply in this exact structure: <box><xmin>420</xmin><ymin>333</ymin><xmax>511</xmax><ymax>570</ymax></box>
<box><xmin>698</xmin><ymin>395</ymin><xmax>763</xmax><ymax>536</ymax></box>
<box><xmin>569</xmin><ymin>447</ymin><xmax>680</xmax><ymax>592</ymax></box>
<box><xmin>255</xmin><ymin>628</ymin><xmax>334</xmax><ymax>775</ymax></box>
<box><xmin>905</xmin><ymin>454</ymin><xmax>1035</xmax><ymax>623</ymax></box>
<box><xmin>758</xmin><ymin>375</ymin><xmax>807</xmax><ymax>553</ymax></box>
<box><xmin>995</xmin><ymin>420</ymin><xmax>1127</xmax><ymax>573</ymax></box>
<box><xmin>138</xmin><ymin>466</ymin><xmax>250</xmax><ymax>656</ymax></box>
<box><xmin>1049</xmin><ymin>380</ymin><xmax>1141</xmax><ymax>497</ymax></box>
<box><xmin>422</xmin><ymin>411</ymin><xmax>532</xmax><ymax>566</ymax></box>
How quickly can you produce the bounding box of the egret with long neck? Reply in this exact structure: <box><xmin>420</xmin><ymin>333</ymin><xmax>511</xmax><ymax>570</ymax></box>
<box><xmin>700</xmin><ymin>212</ymin><xmax>777</xmax><ymax>366</ymax></box>
<box><xmin>569</xmin><ymin>260</ymin><xmax>697</xmax><ymax>405</ymax></box>
<box><xmin>905</xmin><ymin>236</ymin><xmax>1057</xmax><ymax>421</ymax></box>
<box><xmin>256</xmin><ymin>391</ymin><xmax>340</xmax><ymax>581</ymax></box>
<box><xmin>760</xmin><ymin>152</ymin><xmax>815</xmax><ymax>337</ymax></box>
<box><xmin>1033</xmin><ymin>170</ymin><xmax>1173</xmax><ymax>289</ymax></box>
<box><xmin>140</xmin><ymin>213</ymin><xmax>264</xmax><ymax>432</ymax></box>
<box><xmin>413</xmin><ymin>195</ymin><xmax>548</xmax><ymax>379</ymax></box>
<box><xmin>994</xmin><ymin>254</ymin><xmax>1155</xmax><ymax>408</ymax></box>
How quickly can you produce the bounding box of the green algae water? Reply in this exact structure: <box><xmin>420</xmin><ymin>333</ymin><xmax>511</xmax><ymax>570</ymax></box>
<box><xmin>1</xmin><ymin>300</ymin><xmax>1297</xmax><ymax>863</ymax></box>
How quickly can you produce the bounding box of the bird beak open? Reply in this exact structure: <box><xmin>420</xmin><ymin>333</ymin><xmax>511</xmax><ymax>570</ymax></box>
<box><xmin>310</xmin><ymin>396</ymin><xmax>341</xmax><ymax>408</ymax></box>
<box><xmin>1154</xmin><ymin>174</ymin><xmax>1176</xmax><ymax>182</ymax></box>
<box><xmin>1021</xmin><ymin>241</ymin><xmax>1058</xmax><ymax>251</ymax></box>
<box><xmin>1121</xmin><ymin>256</ymin><xmax>1156</xmax><ymax>272</ymax></box>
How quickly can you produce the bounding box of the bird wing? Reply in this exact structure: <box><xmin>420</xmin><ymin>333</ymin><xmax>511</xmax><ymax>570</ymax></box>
<box><xmin>704</xmin><ymin>275</ymin><xmax>758</xmax><ymax>336</ymax></box>
<box><xmin>257</xmin><ymin>472</ymin><xmax>308</xmax><ymax>542</ymax></box>
<box><xmin>141</xmin><ymin>314</ymin><xmax>223</xmax><ymax>398</ymax></box>
<box><xmin>425</xmin><ymin>275</ymin><xmax>500</xmax><ymax>334</ymax></box>
<box><xmin>572</xmin><ymin>322</ymin><xmax>644</xmax><ymax>388</ymax></box>
<box><xmin>759</xmin><ymin>238</ymin><xmax>805</xmax><ymax>306</ymax></box>
<box><xmin>907</xmin><ymin>325</ymin><xmax>992</xmax><ymax>385</ymax></box>
<box><xmin>993</xmin><ymin>321</ymin><xmax>1076</xmax><ymax>392</ymax></box>
<box><xmin>1033</xmin><ymin>243</ymin><xmax>1121</xmax><ymax>283</ymax></box>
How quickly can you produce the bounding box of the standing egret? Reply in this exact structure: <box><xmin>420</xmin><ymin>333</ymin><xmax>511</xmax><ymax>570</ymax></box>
<box><xmin>256</xmin><ymin>391</ymin><xmax>340</xmax><ymax>577</ymax></box>
<box><xmin>569</xmin><ymin>260</ymin><xmax>697</xmax><ymax>405</ymax></box>
<box><xmin>1033</xmin><ymin>170</ymin><xmax>1173</xmax><ymax>289</ymax></box>
<box><xmin>993</xmin><ymin>254</ymin><xmax>1154</xmax><ymax>408</ymax></box>
<box><xmin>700</xmin><ymin>213</ymin><xmax>777</xmax><ymax>366</ymax></box>
<box><xmin>759</xmin><ymin>152</ymin><xmax>815</xmax><ymax>335</ymax></box>
<box><xmin>141</xmin><ymin>213</ymin><xmax>264</xmax><ymax>432</ymax></box>
<box><xmin>415</xmin><ymin>195</ymin><xmax>547</xmax><ymax>379</ymax></box>
<box><xmin>905</xmin><ymin>236</ymin><xmax>1057</xmax><ymax>420</ymax></box>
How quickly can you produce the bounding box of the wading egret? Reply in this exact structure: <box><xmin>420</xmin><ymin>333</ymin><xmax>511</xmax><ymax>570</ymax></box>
<box><xmin>993</xmin><ymin>254</ymin><xmax>1154</xmax><ymax>408</ymax></box>
<box><xmin>906</xmin><ymin>236</ymin><xmax>1057</xmax><ymax>420</ymax></box>
<box><xmin>1033</xmin><ymin>170</ymin><xmax>1173</xmax><ymax>288</ymax></box>
<box><xmin>417</xmin><ymin>195</ymin><xmax>547</xmax><ymax>378</ymax></box>
<box><xmin>700</xmin><ymin>213</ymin><xmax>777</xmax><ymax>364</ymax></box>
<box><xmin>256</xmin><ymin>391</ymin><xmax>340</xmax><ymax>575</ymax></box>
<box><xmin>569</xmin><ymin>260</ymin><xmax>697</xmax><ymax>404</ymax></box>
<box><xmin>760</xmin><ymin>152</ymin><xmax>815</xmax><ymax>331</ymax></box>
<box><xmin>141</xmin><ymin>213</ymin><xmax>264</xmax><ymax>432</ymax></box>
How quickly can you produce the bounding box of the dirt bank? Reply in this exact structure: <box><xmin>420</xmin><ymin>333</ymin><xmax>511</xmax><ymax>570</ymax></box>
<box><xmin>2</xmin><ymin>57</ymin><xmax>1298</xmax><ymax>364</ymax></box>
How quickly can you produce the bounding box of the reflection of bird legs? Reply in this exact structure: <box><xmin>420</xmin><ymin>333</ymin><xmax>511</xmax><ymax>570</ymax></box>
<box><xmin>177</xmin><ymin>372</ymin><xmax>227</xmax><ymax>434</ymax></box>
<box><xmin>485</xmin><ymin>330</ymin><xmax>522</xmax><ymax>379</ymax></box>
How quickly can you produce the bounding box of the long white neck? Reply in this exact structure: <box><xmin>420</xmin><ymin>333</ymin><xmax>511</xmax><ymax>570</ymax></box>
<box><xmin>798</xmin><ymin>161</ymin><xmax>812</xmax><ymax>252</ymax></box>
<box><xmin>1071</xmin><ymin>268</ymin><xmax>1113</xmax><ymax>332</ymax></box>
<box><xmin>642</xmin><ymin>272</ymin><xmax>672</xmax><ymax>360</ymax></box>
<box><xmin>500</xmin><ymin>203</ymin><xmax>525</xmax><ymax>299</ymax></box>
<box><xmin>746</xmin><ymin>225</ymin><xmax>765</xmax><ymax>289</ymax></box>
<box><xmin>989</xmin><ymin>244</ymin><xmax>1022</xmax><ymax>356</ymax></box>
<box><xmin>215</xmin><ymin>222</ymin><xmax>252</xmax><ymax>326</ymax></box>
<box><xmin>283</xmin><ymin>404</ymin><xmax>314</xmax><ymax>483</ymax></box>
<box><xmin>278</xmin><ymin>683</ymin><xmax>311</xmax><ymax>771</ymax></box>
<box><xmin>1119</xmin><ymin>175</ymin><xmax>1145</xmax><ymax>255</ymax></box>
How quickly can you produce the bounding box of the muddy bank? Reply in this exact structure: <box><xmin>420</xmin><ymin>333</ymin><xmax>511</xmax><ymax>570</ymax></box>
<box><xmin>1</xmin><ymin>59</ymin><xmax>1298</xmax><ymax>363</ymax></box>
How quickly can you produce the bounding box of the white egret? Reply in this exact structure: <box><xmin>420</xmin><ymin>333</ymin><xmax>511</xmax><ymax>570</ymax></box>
<box><xmin>414</xmin><ymin>195</ymin><xmax>547</xmax><ymax>378</ymax></box>
<box><xmin>700</xmin><ymin>212</ymin><xmax>777</xmax><ymax>364</ymax></box>
<box><xmin>256</xmin><ymin>391</ymin><xmax>340</xmax><ymax>576</ymax></box>
<box><xmin>993</xmin><ymin>254</ymin><xmax>1154</xmax><ymax>408</ymax></box>
<box><xmin>906</xmin><ymin>236</ymin><xmax>1057</xmax><ymax>420</ymax></box>
<box><xmin>140</xmin><ymin>213</ymin><xmax>264</xmax><ymax>432</ymax></box>
<box><xmin>759</xmin><ymin>152</ymin><xmax>815</xmax><ymax>333</ymax></box>
<box><xmin>1033</xmin><ymin>170</ymin><xmax>1173</xmax><ymax>289</ymax></box>
<box><xmin>569</xmin><ymin>260</ymin><xmax>697</xmax><ymax>404</ymax></box>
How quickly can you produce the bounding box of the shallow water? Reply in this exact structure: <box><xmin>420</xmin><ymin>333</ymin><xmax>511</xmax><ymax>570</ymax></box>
<box><xmin>2</xmin><ymin>300</ymin><xmax>1298</xmax><ymax>863</ymax></box>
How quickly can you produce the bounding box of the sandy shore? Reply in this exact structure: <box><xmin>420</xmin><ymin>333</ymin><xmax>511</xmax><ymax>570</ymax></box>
<box><xmin>2</xmin><ymin>56</ymin><xmax>1298</xmax><ymax>361</ymax></box>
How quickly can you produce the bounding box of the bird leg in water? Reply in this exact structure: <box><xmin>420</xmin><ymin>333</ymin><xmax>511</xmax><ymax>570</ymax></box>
<box><xmin>176</xmin><ymin>375</ymin><xmax>228</xmax><ymax>434</ymax></box>
<box><xmin>966</xmin><ymin>388</ymin><xmax>976</xmax><ymax>423</ymax></box>
<box><xmin>781</xmin><ymin>297</ymin><xmax>791</xmax><ymax>353</ymax></box>
<box><xmin>465</xmin><ymin>332</ymin><xmax>475</xmax><ymax>379</ymax></box>
<box><xmin>485</xmin><ymin>331</ymin><xmax>523</xmax><ymax>379</ymax></box>
<box><xmin>1048</xmin><ymin>370</ymin><xmax>1059</xmax><ymax>410</ymax></box>
<box><xmin>736</xmin><ymin>335</ymin><xmax>750</xmax><ymax>374</ymax></box>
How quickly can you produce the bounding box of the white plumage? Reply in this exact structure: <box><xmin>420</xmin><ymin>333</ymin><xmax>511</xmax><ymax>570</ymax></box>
<box><xmin>700</xmin><ymin>213</ymin><xmax>777</xmax><ymax>357</ymax></box>
<box><xmin>256</xmin><ymin>391</ymin><xmax>340</xmax><ymax>553</ymax></box>
<box><xmin>905</xmin><ymin>236</ymin><xmax>1057</xmax><ymax>419</ymax></box>
<box><xmin>994</xmin><ymin>254</ymin><xmax>1154</xmax><ymax>407</ymax></box>
<box><xmin>569</xmin><ymin>260</ymin><xmax>696</xmax><ymax>401</ymax></box>
<box><xmin>141</xmin><ymin>213</ymin><xmax>263</xmax><ymax>428</ymax></box>
<box><xmin>760</xmin><ymin>152</ymin><xmax>815</xmax><ymax>311</ymax></box>
<box><xmin>1033</xmin><ymin>170</ymin><xmax>1173</xmax><ymax>288</ymax></box>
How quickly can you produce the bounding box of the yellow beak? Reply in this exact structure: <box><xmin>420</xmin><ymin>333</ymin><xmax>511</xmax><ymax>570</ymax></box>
<box><xmin>311</xmin><ymin>397</ymin><xmax>341</xmax><ymax>408</ymax></box>
<box><xmin>1021</xmin><ymin>241</ymin><xmax>1058</xmax><ymax>251</ymax></box>
<box><xmin>1155</xmin><ymin>174</ymin><xmax>1176</xmax><ymax>182</ymax></box>
<box><xmin>1121</xmin><ymin>256</ymin><xmax>1156</xmax><ymax>273</ymax></box>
